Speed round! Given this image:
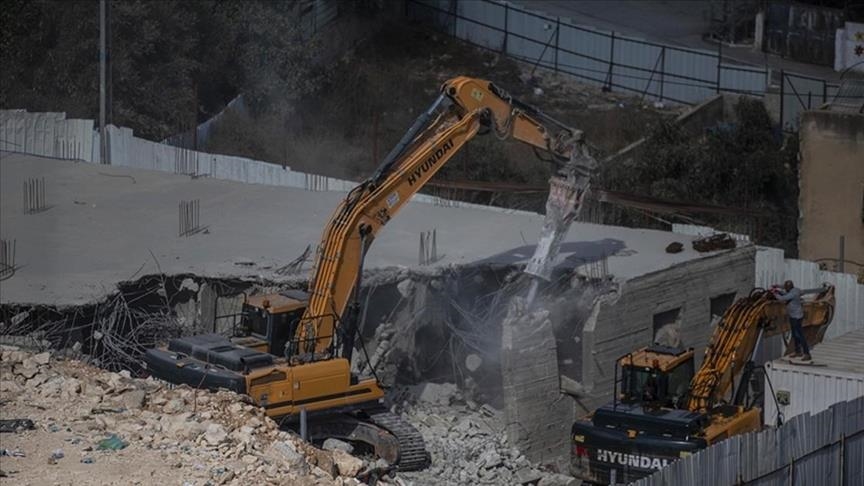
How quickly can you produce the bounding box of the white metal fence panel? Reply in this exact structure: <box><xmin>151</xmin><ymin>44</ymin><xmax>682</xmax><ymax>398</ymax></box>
<box><xmin>612</xmin><ymin>36</ymin><xmax>664</xmax><ymax>99</ymax></box>
<box><xmin>505</xmin><ymin>4</ymin><xmax>556</xmax><ymax>69</ymax></box>
<box><xmin>781</xmin><ymin>74</ymin><xmax>826</xmax><ymax>132</ymax></box>
<box><xmin>633</xmin><ymin>396</ymin><xmax>864</xmax><ymax>486</ymax></box>
<box><xmin>456</xmin><ymin>0</ymin><xmax>505</xmax><ymax>50</ymax></box>
<box><xmin>674</xmin><ymin>226</ymin><xmax>863</xmax><ymax>339</ymax></box>
<box><xmin>847</xmin><ymin>432</ymin><xmax>864</xmax><ymax>486</ymax></box>
<box><xmin>3</xmin><ymin>110</ymin><xmax>542</xmax><ymax>218</ymax></box>
<box><xmin>661</xmin><ymin>47</ymin><xmax>718</xmax><ymax>103</ymax></box>
<box><xmin>409</xmin><ymin>0</ymin><xmax>839</xmax><ymax>130</ymax></box>
<box><xmin>556</xmin><ymin>24</ymin><xmax>611</xmax><ymax>87</ymax></box>
<box><xmin>0</xmin><ymin>110</ymin><xmax>95</xmax><ymax>163</ymax></box>
<box><xmin>720</xmin><ymin>64</ymin><xmax>768</xmax><ymax>96</ymax></box>
<box><xmin>784</xmin><ymin>258</ymin><xmax>864</xmax><ymax>339</ymax></box>
<box><xmin>764</xmin><ymin>360</ymin><xmax>864</xmax><ymax>427</ymax></box>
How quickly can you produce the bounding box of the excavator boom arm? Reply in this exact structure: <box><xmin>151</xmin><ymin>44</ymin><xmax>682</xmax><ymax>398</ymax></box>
<box><xmin>294</xmin><ymin>77</ymin><xmax>592</xmax><ymax>357</ymax></box>
<box><xmin>687</xmin><ymin>286</ymin><xmax>835</xmax><ymax>411</ymax></box>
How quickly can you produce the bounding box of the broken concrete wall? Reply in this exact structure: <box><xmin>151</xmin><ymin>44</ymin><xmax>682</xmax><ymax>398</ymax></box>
<box><xmin>353</xmin><ymin>266</ymin><xmax>518</xmax><ymax>396</ymax></box>
<box><xmin>580</xmin><ymin>245</ymin><xmax>756</xmax><ymax>412</ymax></box>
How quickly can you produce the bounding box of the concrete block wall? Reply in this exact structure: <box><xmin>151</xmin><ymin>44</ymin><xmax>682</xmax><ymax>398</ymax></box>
<box><xmin>501</xmin><ymin>305</ymin><xmax>573</xmax><ymax>468</ymax></box>
<box><xmin>579</xmin><ymin>246</ymin><xmax>757</xmax><ymax>412</ymax></box>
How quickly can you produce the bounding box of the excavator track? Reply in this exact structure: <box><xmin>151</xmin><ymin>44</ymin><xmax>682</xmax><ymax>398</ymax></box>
<box><xmin>365</xmin><ymin>407</ymin><xmax>430</xmax><ymax>471</ymax></box>
<box><xmin>297</xmin><ymin>404</ymin><xmax>430</xmax><ymax>472</ymax></box>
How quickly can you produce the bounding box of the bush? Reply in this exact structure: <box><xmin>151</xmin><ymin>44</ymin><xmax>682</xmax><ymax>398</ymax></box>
<box><xmin>598</xmin><ymin>98</ymin><xmax>799</xmax><ymax>254</ymax></box>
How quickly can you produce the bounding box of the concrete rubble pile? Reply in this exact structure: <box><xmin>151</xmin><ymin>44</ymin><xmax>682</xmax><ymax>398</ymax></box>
<box><xmin>393</xmin><ymin>384</ymin><xmax>576</xmax><ymax>486</ymax></box>
<box><xmin>0</xmin><ymin>346</ymin><xmax>387</xmax><ymax>486</ymax></box>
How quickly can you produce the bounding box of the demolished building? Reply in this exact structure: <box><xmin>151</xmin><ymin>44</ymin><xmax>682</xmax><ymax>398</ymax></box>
<box><xmin>0</xmin><ymin>151</ymin><xmax>762</xmax><ymax>475</ymax></box>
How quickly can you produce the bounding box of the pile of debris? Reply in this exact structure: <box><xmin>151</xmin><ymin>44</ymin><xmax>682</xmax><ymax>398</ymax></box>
<box><xmin>392</xmin><ymin>383</ymin><xmax>576</xmax><ymax>486</ymax></box>
<box><xmin>0</xmin><ymin>346</ymin><xmax>382</xmax><ymax>485</ymax></box>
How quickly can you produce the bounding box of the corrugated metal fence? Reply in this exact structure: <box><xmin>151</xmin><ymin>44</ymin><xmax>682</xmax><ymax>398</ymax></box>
<box><xmin>0</xmin><ymin>110</ymin><xmax>96</xmax><ymax>163</ymax></box>
<box><xmin>755</xmin><ymin>246</ymin><xmax>864</xmax><ymax>341</ymax></box>
<box><xmin>406</xmin><ymin>0</ymin><xmax>841</xmax><ymax>131</ymax></box>
<box><xmin>632</xmin><ymin>395</ymin><xmax>864</xmax><ymax>486</ymax></box>
<box><xmin>0</xmin><ymin>110</ymin><xmax>536</xmax><ymax>216</ymax></box>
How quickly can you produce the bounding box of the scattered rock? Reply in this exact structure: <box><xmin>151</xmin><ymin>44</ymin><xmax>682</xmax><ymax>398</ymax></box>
<box><xmin>14</xmin><ymin>360</ymin><xmax>39</xmax><ymax>379</ymax></box>
<box><xmin>332</xmin><ymin>449</ymin><xmax>364</xmax><ymax>477</ymax></box>
<box><xmin>322</xmin><ymin>438</ymin><xmax>354</xmax><ymax>454</ymax></box>
<box><xmin>121</xmin><ymin>390</ymin><xmax>147</xmax><ymax>410</ymax></box>
<box><xmin>31</xmin><ymin>352</ymin><xmax>51</xmax><ymax>365</ymax></box>
<box><xmin>513</xmin><ymin>467</ymin><xmax>543</xmax><ymax>484</ymax></box>
<box><xmin>203</xmin><ymin>423</ymin><xmax>228</xmax><ymax>445</ymax></box>
<box><xmin>417</xmin><ymin>382</ymin><xmax>456</xmax><ymax>406</ymax></box>
<box><xmin>48</xmin><ymin>448</ymin><xmax>64</xmax><ymax>464</ymax></box>
<box><xmin>211</xmin><ymin>467</ymin><xmax>235</xmax><ymax>484</ymax></box>
<box><xmin>538</xmin><ymin>472</ymin><xmax>579</xmax><ymax>486</ymax></box>
<box><xmin>60</xmin><ymin>377</ymin><xmax>82</xmax><ymax>398</ymax></box>
<box><xmin>0</xmin><ymin>380</ymin><xmax>21</xmax><ymax>394</ymax></box>
<box><xmin>478</xmin><ymin>448</ymin><xmax>502</xmax><ymax>469</ymax></box>
<box><xmin>267</xmin><ymin>441</ymin><xmax>308</xmax><ymax>473</ymax></box>
<box><xmin>163</xmin><ymin>398</ymin><xmax>185</xmax><ymax>414</ymax></box>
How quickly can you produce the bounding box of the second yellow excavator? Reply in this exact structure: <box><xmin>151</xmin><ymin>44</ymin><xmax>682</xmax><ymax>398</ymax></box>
<box><xmin>145</xmin><ymin>76</ymin><xmax>595</xmax><ymax>470</ymax></box>
<box><xmin>570</xmin><ymin>286</ymin><xmax>836</xmax><ymax>484</ymax></box>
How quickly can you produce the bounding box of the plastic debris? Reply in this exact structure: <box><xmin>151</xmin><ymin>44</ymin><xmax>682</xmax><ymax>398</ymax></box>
<box><xmin>0</xmin><ymin>419</ymin><xmax>35</xmax><ymax>433</ymax></box>
<box><xmin>0</xmin><ymin>448</ymin><xmax>26</xmax><ymax>457</ymax></box>
<box><xmin>96</xmin><ymin>434</ymin><xmax>128</xmax><ymax>451</ymax></box>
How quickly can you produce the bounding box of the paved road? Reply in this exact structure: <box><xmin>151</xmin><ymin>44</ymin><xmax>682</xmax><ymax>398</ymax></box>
<box><xmin>516</xmin><ymin>0</ymin><xmax>712</xmax><ymax>48</ymax></box>
<box><xmin>514</xmin><ymin>0</ymin><xmax>840</xmax><ymax>80</ymax></box>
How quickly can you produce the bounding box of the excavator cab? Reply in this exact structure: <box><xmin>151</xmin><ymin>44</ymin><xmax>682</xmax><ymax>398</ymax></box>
<box><xmin>618</xmin><ymin>345</ymin><xmax>695</xmax><ymax>408</ymax></box>
<box><xmin>232</xmin><ymin>291</ymin><xmax>309</xmax><ymax>357</ymax></box>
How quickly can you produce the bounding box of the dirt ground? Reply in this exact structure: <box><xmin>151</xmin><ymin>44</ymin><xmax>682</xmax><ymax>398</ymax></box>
<box><xmin>206</xmin><ymin>22</ymin><xmax>681</xmax><ymax>194</ymax></box>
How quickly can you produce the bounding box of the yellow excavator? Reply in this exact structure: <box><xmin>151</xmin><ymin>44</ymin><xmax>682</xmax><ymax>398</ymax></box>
<box><xmin>145</xmin><ymin>76</ymin><xmax>595</xmax><ymax>470</ymax></box>
<box><xmin>570</xmin><ymin>286</ymin><xmax>835</xmax><ymax>484</ymax></box>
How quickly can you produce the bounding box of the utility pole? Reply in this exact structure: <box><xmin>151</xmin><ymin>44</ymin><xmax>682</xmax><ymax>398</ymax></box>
<box><xmin>99</xmin><ymin>0</ymin><xmax>107</xmax><ymax>164</ymax></box>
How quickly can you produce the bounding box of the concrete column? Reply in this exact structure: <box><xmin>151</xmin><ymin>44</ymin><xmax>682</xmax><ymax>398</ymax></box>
<box><xmin>501</xmin><ymin>299</ymin><xmax>573</xmax><ymax>467</ymax></box>
<box><xmin>754</xmin><ymin>11</ymin><xmax>765</xmax><ymax>51</ymax></box>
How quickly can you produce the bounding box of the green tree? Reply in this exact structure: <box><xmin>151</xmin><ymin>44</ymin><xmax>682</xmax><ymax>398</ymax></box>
<box><xmin>599</xmin><ymin>98</ymin><xmax>799</xmax><ymax>253</ymax></box>
<box><xmin>1</xmin><ymin>0</ymin><xmax>319</xmax><ymax>140</ymax></box>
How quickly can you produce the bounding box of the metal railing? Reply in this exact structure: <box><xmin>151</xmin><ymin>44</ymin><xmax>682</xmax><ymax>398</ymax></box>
<box><xmin>407</xmin><ymin>0</ymin><xmax>766</xmax><ymax>105</ymax></box>
<box><xmin>406</xmin><ymin>0</ymin><xmax>849</xmax><ymax>131</ymax></box>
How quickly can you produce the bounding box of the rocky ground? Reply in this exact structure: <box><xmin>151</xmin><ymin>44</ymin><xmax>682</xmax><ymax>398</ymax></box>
<box><xmin>0</xmin><ymin>347</ymin><xmax>382</xmax><ymax>486</ymax></box>
<box><xmin>0</xmin><ymin>346</ymin><xmax>577</xmax><ymax>486</ymax></box>
<box><xmin>391</xmin><ymin>383</ymin><xmax>576</xmax><ymax>486</ymax></box>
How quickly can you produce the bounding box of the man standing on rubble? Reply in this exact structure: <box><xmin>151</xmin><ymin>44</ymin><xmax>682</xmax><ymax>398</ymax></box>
<box><xmin>771</xmin><ymin>280</ymin><xmax>822</xmax><ymax>362</ymax></box>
